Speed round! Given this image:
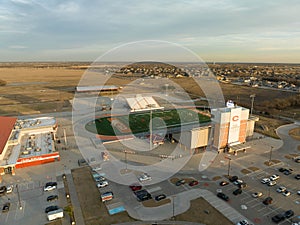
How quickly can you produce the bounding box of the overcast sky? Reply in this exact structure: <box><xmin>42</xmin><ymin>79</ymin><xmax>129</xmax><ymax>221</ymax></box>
<box><xmin>1</xmin><ymin>0</ymin><xmax>300</xmax><ymax>63</ymax></box>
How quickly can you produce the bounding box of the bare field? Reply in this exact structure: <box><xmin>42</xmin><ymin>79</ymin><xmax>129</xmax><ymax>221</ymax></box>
<box><xmin>0</xmin><ymin>65</ymin><xmax>298</xmax><ymax>131</ymax></box>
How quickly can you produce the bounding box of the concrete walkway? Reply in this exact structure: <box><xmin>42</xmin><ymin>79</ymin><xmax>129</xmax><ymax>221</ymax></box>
<box><xmin>66</xmin><ymin>171</ymin><xmax>86</xmax><ymax>225</ymax></box>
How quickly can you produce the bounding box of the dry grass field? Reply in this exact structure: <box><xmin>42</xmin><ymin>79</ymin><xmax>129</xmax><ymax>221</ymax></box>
<box><xmin>0</xmin><ymin>63</ymin><xmax>298</xmax><ymax>138</ymax></box>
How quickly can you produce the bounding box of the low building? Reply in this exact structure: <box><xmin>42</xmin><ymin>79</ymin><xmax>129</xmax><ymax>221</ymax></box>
<box><xmin>0</xmin><ymin>116</ymin><xmax>59</xmax><ymax>179</ymax></box>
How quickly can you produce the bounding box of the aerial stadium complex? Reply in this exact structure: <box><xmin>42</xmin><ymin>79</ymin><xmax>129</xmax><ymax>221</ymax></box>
<box><xmin>83</xmin><ymin>94</ymin><xmax>258</xmax><ymax>154</ymax></box>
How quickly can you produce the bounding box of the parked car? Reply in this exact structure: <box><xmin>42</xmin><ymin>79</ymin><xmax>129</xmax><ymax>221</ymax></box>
<box><xmin>94</xmin><ymin>176</ymin><xmax>106</xmax><ymax>182</ymax></box>
<box><xmin>101</xmin><ymin>191</ymin><xmax>114</xmax><ymax>202</ymax></box>
<box><xmin>175</xmin><ymin>179</ymin><xmax>186</xmax><ymax>186</ymax></box>
<box><xmin>0</xmin><ymin>186</ymin><xmax>7</xmax><ymax>195</ymax></box>
<box><xmin>298</xmin><ymin>190</ymin><xmax>300</xmax><ymax>195</ymax></box>
<box><xmin>137</xmin><ymin>194</ymin><xmax>152</xmax><ymax>202</ymax></box>
<box><xmin>6</xmin><ymin>185</ymin><xmax>13</xmax><ymax>194</ymax></box>
<box><xmin>45</xmin><ymin>205</ymin><xmax>59</xmax><ymax>213</ymax></box>
<box><xmin>44</xmin><ymin>182</ymin><xmax>57</xmax><ymax>192</ymax></box>
<box><xmin>270</xmin><ymin>174</ymin><xmax>280</xmax><ymax>181</ymax></box>
<box><xmin>268</xmin><ymin>181</ymin><xmax>276</xmax><ymax>186</ymax></box>
<box><xmin>2</xmin><ymin>202</ymin><xmax>10</xmax><ymax>213</ymax></box>
<box><xmin>282</xmin><ymin>190</ymin><xmax>291</xmax><ymax>197</ymax></box>
<box><xmin>295</xmin><ymin>157</ymin><xmax>300</xmax><ymax>163</ymax></box>
<box><xmin>238</xmin><ymin>183</ymin><xmax>247</xmax><ymax>189</ymax></box>
<box><xmin>233</xmin><ymin>188</ymin><xmax>242</xmax><ymax>195</ymax></box>
<box><xmin>233</xmin><ymin>179</ymin><xmax>243</xmax><ymax>185</ymax></box>
<box><xmin>138</xmin><ymin>173</ymin><xmax>151</xmax><ymax>182</ymax></box>
<box><xmin>219</xmin><ymin>181</ymin><xmax>229</xmax><ymax>186</ymax></box>
<box><xmin>283</xmin><ymin>170</ymin><xmax>292</xmax><ymax>175</ymax></box>
<box><xmin>135</xmin><ymin>190</ymin><xmax>152</xmax><ymax>202</ymax></box>
<box><xmin>47</xmin><ymin>195</ymin><xmax>58</xmax><ymax>202</ymax></box>
<box><xmin>271</xmin><ymin>214</ymin><xmax>285</xmax><ymax>223</ymax></box>
<box><xmin>129</xmin><ymin>185</ymin><xmax>142</xmax><ymax>191</ymax></box>
<box><xmin>252</xmin><ymin>192</ymin><xmax>263</xmax><ymax>198</ymax></box>
<box><xmin>189</xmin><ymin>180</ymin><xmax>199</xmax><ymax>186</ymax></box>
<box><xmin>97</xmin><ymin>180</ymin><xmax>108</xmax><ymax>188</ymax></box>
<box><xmin>263</xmin><ymin>197</ymin><xmax>273</xmax><ymax>205</ymax></box>
<box><xmin>295</xmin><ymin>174</ymin><xmax>300</xmax><ymax>180</ymax></box>
<box><xmin>217</xmin><ymin>192</ymin><xmax>229</xmax><ymax>201</ymax></box>
<box><xmin>284</xmin><ymin>209</ymin><xmax>294</xmax><ymax>219</ymax></box>
<box><xmin>229</xmin><ymin>176</ymin><xmax>238</xmax><ymax>182</ymax></box>
<box><xmin>278</xmin><ymin>167</ymin><xmax>287</xmax><ymax>172</ymax></box>
<box><xmin>261</xmin><ymin>178</ymin><xmax>270</xmax><ymax>184</ymax></box>
<box><xmin>155</xmin><ymin>194</ymin><xmax>166</xmax><ymax>201</ymax></box>
<box><xmin>276</xmin><ymin>186</ymin><xmax>287</xmax><ymax>193</ymax></box>
<box><xmin>236</xmin><ymin>220</ymin><xmax>250</xmax><ymax>225</ymax></box>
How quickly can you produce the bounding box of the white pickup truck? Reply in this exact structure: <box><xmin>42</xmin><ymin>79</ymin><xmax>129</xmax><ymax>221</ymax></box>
<box><xmin>47</xmin><ymin>208</ymin><xmax>64</xmax><ymax>221</ymax></box>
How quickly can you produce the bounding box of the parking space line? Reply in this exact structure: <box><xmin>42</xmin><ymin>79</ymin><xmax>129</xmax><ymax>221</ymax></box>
<box><xmin>262</xmin><ymin>210</ymin><xmax>276</xmax><ymax>217</ymax></box>
<box><xmin>257</xmin><ymin>206</ymin><xmax>268</xmax><ymax>212</ymax></box>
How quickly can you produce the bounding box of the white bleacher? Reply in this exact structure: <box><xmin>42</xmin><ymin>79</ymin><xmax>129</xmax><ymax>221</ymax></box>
<box><xmin>126</xmin><ymin>96</ymin><xmax>164</xmax><ymax>112</ymax></box>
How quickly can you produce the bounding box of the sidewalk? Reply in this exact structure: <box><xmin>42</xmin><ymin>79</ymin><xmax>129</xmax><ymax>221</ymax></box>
<box><xmin>66</xmin><ymin>171</ymin><xmax>86</xmax><ymax>225</ymax></box>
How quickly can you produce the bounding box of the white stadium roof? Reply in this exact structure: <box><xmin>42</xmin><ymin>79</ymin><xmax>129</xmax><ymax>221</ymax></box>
<box><xmin>126</xmin><ymin>96</ymin><xmax>164</xmax><ymax>112</ymax></box>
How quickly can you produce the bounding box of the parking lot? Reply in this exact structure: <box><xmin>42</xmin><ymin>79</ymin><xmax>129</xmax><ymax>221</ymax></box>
<box><xmin>0</xmin><ymin>162</ymin><xmax>68</xmax><ymax>225</ymax></box>
<box><xmin>215</xmin><ymin>162</ymin><xmax>300</xmax><ymax>225</ymax></box>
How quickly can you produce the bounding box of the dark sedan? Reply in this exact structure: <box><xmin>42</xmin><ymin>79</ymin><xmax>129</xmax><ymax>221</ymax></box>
<box><xmin>217</xmin><ymin>192</ymin><xmax>229</xmax><ymax>201</ymax></box>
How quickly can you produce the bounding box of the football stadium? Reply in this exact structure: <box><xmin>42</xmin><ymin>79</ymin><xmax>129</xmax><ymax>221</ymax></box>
<box><xmin>84</xmin><ymin>95</ymin><xmax>258</xmax><ymax>153</ymax></box>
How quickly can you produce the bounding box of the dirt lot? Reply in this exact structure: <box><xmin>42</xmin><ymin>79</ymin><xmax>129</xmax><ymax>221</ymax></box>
<box><xmin>72</xmin><ymin>167</ymin><xmax>234</xmax><ymax>225</ymax></box>
<box><xmin>72</xmin><ymin>167</ymin><xmax>136</xmax><ymax>225</ymax></box>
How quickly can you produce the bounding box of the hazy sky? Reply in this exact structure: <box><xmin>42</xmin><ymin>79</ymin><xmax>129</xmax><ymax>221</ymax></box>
<box><xmin>1</xmin><ymin>0</ymin><xmax>300</xmax><ymax>62</ymax></box>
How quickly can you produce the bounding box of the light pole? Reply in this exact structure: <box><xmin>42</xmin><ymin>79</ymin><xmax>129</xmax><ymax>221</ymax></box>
<box><xmin>16</xmin><ymin>184</ymin><xmax>22</xmax><ymax>210</ymax></box>
<box><xmin>269</xmin><ymin>146</ymin><xmax>274</xmax><ymax>165</ymax></box>
<box><xmin>172</xmin><ymin>195</ymin><xmax>176</xmax><ymax>220</ymax></box>
<box><xmin>124</xmin><ymin>150</ymin><xmax>128</xmax><ymax>171</ymax></box>
<box><xmin>225</xmin><ymin>156</ymin><xmax>231</xmax><ymax>177</ymax></box>
<box><xmin>147</xmin><ymin>104</ymin><xmax>156</xmax><ymax>151</ymax></box>
<box><xmin>250</xmin><ymin>94</ymin><xmax>256</xmax><ymax>117</ymax></box>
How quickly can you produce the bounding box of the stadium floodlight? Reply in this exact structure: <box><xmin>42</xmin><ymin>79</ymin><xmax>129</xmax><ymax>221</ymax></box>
<box><xmin>250</xmin><ymin>94</ymin><xmax>256</xmax><ymax>117</ymax></box>
<box><xmin>147</xmin><ymin>104</ymin><xmax>156</xmax><ymax>151</ymax></box>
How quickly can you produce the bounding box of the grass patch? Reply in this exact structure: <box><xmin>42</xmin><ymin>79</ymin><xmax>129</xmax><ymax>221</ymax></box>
<box><xmin>248</xmin><ymin>167</ymin><xmax>260</xmax><ymax>172</ymax></box>
<box><xmin>241</xmin><ymin>169</ymin><xmax>252</xmax><ymax>174</ymax></box>
<box><xmin>212</xmin><ymin>176</ymin><xmax>222</xmax><ymax>181</ymax></box>
<box><xmin>289</xmin><ymin>127</ymin><xmax>300</xmax><ymax>141</ymax></box>
<box><xmin>175</xmin><ymin>197</ymin><xmax>234</xmax><ymax>225</ymax></box>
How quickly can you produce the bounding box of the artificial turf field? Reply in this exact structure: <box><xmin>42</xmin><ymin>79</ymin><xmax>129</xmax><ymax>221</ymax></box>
<box><xmin>85</xmin><ymin>108</ymin><xmax>211</xmax><ymax>136</ymax></box>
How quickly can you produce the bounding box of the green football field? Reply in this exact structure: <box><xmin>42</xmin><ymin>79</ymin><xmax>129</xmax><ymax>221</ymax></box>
<box><xmin>85</xmin><ymin>108</ymin><xmax>211</xmax><ymax>136</ymax></box>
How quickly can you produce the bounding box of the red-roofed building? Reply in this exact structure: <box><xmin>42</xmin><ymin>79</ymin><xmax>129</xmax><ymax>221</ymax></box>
<box><xmin>0</xmin><ymin>116</ymin><xmax>17</xmax><ymax>158</ymax></box>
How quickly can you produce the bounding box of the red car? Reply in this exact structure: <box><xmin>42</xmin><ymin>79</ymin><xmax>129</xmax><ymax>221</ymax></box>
<box><xmin>189</xmin><ymin>180</ymin><xmax>199</xmax><ymax>186</ymax></box>
<box><xmin>129</xmin><ymin>185</ymin><xmax>142</xmax><ymax>191</ymax></box>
